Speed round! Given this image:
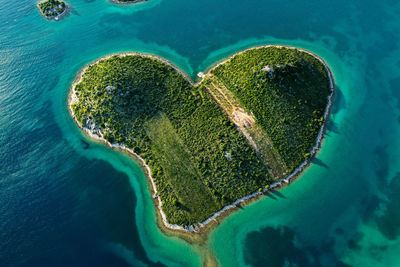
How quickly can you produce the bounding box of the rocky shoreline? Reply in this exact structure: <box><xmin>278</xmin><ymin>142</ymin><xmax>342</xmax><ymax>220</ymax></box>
<box><xmin>67</xmin><ymin>45</ymin><xmax>335</xmax><ymax>235</ymax></box>
<box><xmin>37</xmin><ymin>0</ymin><xmax>69</xmax><ymax>21</ymax></box>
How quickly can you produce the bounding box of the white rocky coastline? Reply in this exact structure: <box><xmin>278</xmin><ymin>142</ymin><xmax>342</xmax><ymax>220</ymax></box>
<box><xmin>68</xmin><ymin>45</ymin><xmax>335</xmax><ymax>233</ymax></box>
<box><xmin>37</xmin><ymin>0</ymin><xmax>69</xmax><ymax>21</ymax></box>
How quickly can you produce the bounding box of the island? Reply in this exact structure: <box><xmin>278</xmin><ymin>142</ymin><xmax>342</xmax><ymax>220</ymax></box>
<box><xmin>37</xmin><ymin>0</ymin><xmax>69</xmax><ymax>21</ymax></box>
<box><xmin>68</xmin><ymin>46</ymin><xmax>334</xmax><ymax>232</ymax></box>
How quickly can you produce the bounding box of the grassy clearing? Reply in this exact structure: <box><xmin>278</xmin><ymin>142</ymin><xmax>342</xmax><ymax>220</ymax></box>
<box><xmin>146</xmin><ymin>113</ymin><xmax>220</xmax><ymax>224</ymax></box>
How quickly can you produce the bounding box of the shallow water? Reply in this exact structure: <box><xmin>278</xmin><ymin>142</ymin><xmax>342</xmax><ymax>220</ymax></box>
<box><xmin>0</xmin><ymin>0</ymin><xmax>399</xmax><ymax>266</ymax></box>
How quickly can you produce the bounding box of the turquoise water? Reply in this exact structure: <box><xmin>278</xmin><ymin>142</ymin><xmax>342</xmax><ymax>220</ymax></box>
<box><xmin>0</xmin><ymin>0</ymin><xmax>399</xmax><ymax>266</ymax></box>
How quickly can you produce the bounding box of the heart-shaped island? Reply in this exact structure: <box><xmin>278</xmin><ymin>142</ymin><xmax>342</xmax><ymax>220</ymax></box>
<box><xmin>69</xmin><ymin>46</ymin><xmax>334</xmax><ymax>231</ymax></box>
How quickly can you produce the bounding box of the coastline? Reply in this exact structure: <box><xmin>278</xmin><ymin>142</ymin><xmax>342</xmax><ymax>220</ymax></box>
<box><xmin>67</xmin><ymin>45</ymin><xmax>335</xmax><ymax>237</ymax></box>
<box><xmin>36</xmin><ymin>0</ymin><xmax>70</xmax><ymax>21</ymax></box>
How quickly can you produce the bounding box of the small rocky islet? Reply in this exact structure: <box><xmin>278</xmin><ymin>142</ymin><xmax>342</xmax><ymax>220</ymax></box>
<box><xmin>37</xmin><ymin>0</ymin><xmax>68</xmax><ymax>21</ymax></box>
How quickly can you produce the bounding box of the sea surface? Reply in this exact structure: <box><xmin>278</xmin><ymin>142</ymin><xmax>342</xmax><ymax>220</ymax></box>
<box><xmin>0</xmin><ymin>0</ymin><xmax>399</xmax><ymax>266</ymax></box>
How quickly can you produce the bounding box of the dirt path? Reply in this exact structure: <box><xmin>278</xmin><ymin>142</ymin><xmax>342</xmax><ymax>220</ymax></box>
<box><xmin>204</xmin><ymin>75</ymin><xmax>287</xmax><ymax>178</ymax></box>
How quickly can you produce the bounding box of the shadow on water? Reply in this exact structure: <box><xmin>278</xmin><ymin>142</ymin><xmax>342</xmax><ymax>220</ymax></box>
<box><xmin>312</xmin><ymin>158</ymin><xmax>329</xmax><ymax>168</ymax></box>
<box><xmin>81</xmin><ymin>139</ymin><xmax>90</xmax><ymax>149</ymax></box>
<box><xmin>264</xmin><ymin>192</ymin><xmax>278</xmax><ymax>200</ymax></box>
<box><xmin>235</xmin><ymin>202</ymin><xmax>244</xmax><ymax>209</ymax></box>
<box><xmin>325</xmin><ymin>86</ymin><xmax>344</xmax><ymax>135</ymax></box>
<box><xmin>270</xmin><ymin>189</ymin><xmax>286</xmax><ymax>199</ymax></box>
<box><xmin>331</xmin><ymin>87</ymin><xmax>346</xmax><ymax>116</ymax></box>
<box><xmin>326</xmin><ymin>119</ymin><xmax>340</xmax><ymax>134</ymax></box>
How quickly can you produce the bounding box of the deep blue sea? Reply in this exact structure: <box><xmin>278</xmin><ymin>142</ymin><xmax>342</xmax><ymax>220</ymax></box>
<box><xmin>0</xmin><ymin>0</ymin><xmax>399</xmax><ymax>266</ymax></box>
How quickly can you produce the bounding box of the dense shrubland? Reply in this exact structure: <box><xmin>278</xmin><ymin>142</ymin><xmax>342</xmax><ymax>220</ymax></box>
<box><xmin>38</xmin><ymin>0</ymin><xmax>66</xmax><ymax>18</ymax></box>
<box><xmin>72</xmin><ymin>55</ymin><xmax>271</xmax><ymax>225</ymax></box>
<box><xmin>211</xmin><ymin>47</ymin><xmax>331</xmax><ymax>172</ymax></box>
<box><xmin>71</xmin><ymin>47</ymin><xmax>331</xmax><ymax>225</ymax></box>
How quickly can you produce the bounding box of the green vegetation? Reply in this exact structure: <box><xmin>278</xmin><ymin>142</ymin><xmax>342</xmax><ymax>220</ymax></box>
<box><xmin>145</xmin><ymin>114</ymin><xmax>220</xmax><ymax>222</ymax></box>
<box><xmin>203</xmin><ymin>73</ymin><xmax>287</xmax><ymax>179</ymax></box>
<box><xmin>209</xmin><ymin>47</ymin><xmax>331</xmax><ymax>173</ymax></box>
<box><xmin>70</xmin><ymin>47</ymin><xmax>331</xmax><ymax>226</ymax></box>
<box><xmin>38</xmin><ymin>0</ymin><xmax>67</xmax><ymax>19</ymax></box>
